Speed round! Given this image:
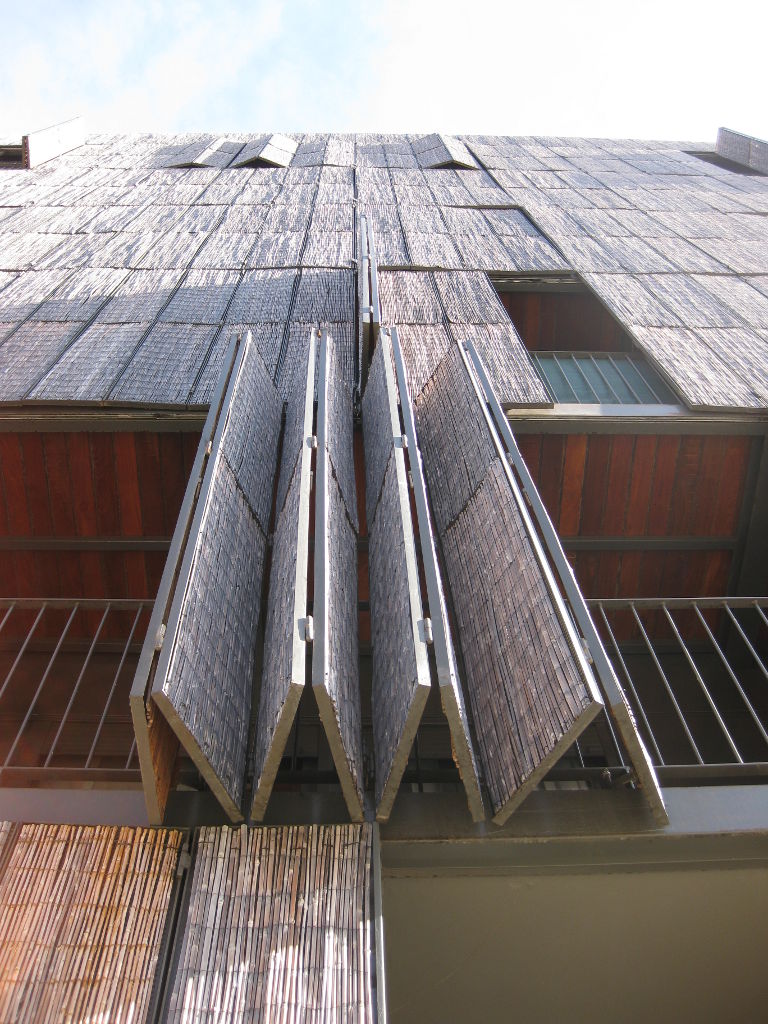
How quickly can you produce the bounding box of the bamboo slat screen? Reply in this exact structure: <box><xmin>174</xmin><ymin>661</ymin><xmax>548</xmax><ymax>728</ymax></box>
<box><xmin>0</xmin><ymin>824</ymin><xmax>181</xmax><ymax>1024</ymax></box>
<box><xmin>251</xmin><ymin>339</ymin><xmax>315</xmax><ymax>821</ymax></box>
<box><xmin>154</xmin><ymin>338</ymin><xmax>282</xmax><ymax>819</ymax></box>
<box><xmin>362</xmin><ymin>336</ymin><xmax>430</xmax><ymax>817</ymax></box>
<box><xmin>313</xmin><ymin>333</ymin><xmax>364</xmax><ymax>820</ymax></box>
<box><xmin>166</xmin><ymin>825</ymin><xmax>374</xmax><ymax>1024</ymax></box>
<box><xmin>414</xmin><ymin>344</ymin><xmax>602</xmax><ymax>822</ymax></box>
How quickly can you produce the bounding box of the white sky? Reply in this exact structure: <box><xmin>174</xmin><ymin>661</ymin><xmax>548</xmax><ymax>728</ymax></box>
<box><xmin>1</xmin><ymin>0</ymin><xmax>766</xmax><ymax>144</ymax></box>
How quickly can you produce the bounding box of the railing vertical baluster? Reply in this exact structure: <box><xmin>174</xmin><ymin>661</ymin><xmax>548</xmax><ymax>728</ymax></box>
<box><xmin>630</xmin><ymin>604</ymin><xmax>704</xmax><ymax>765</ymax></box>
<box><xmin>725</xmin><ymin>605</ymin><xmax>768</xmax><ymax>683</ymax></box>
<box><xmin>0</xmin><ymin>603</ymin><xmax>16</xmax><ymax>640</ymax></box>
<box><xmin>586</xmin><ymin>355</ymin><xmax>622</xmax><ymax>403</ymax></box>
<box><xmin>694</xmin><ymin>604</ymin><xmax>768</xmax><ymax>749</ymax></box>
<box><xmin>0</xmin><ymin>604</ymin><xmax>46</xmax><ymax>701</ymax></box>
<box><xmin>3</xmin><ymin>604</ymin><xmax>78</xmax><ymax>769</ymax></box>
<box><xmin>569</xmin><ymin>355</ymin><xmax>602</xmax><ymax>402</ymax></box>
<box><xmin>662</xmin><ymin>604</ymin><xmax>742</xmax><ymax>763</ymax></box>
<box><xmin>125</xmin><ymin>737</ymin><xmax>137</xmax><ymax>770</ymax></box>
<box><xmin>551</xmin><ymin>354</ymin><xmax>580</xmax><ymax>401</ymax></box>
<box><xmin>44</xmin><ymin>603</ymin><xmax>111</xmax><ymax>768</ymax></box>
<box><xmin>84</xmin><ymin>604</ymin><xmax>144</xmax><ymax>770</ymax></box>
<box><xmin>598</xmin><ymin>604</ymin><xmax>664</xmax><ymax>765</ymax></box>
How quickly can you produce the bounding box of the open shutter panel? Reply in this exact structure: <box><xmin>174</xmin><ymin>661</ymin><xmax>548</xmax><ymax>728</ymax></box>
<box><xmin>149</xmin><ymin>333</ymin><xmax>283</xmax><ymax>822</ymax></box>
<box><xmin>462</xmin><ymin>340</ymin><xmax>668</xmax><ymax>827</ymax></box>
<box><xmin>413</xmin><ymin>343</ymin><xmax>604</xmax><ymax>824</ymax></box>
<box><xmin>390</xmin><ymin>327</ymin><xmax>485</xmax><ymax>822</ymax></box>
<box><xmin>313</xmin><ymin>330</ymin><xmax>365</xmax><ymax>821</ymax></box>
<box><xmin>251</xmin><ymin>333</ymin><xmax>317</xmax><ymax>821</ymax></box>
<box><xmin>362</xmin><ymin>332</ymin><xmax>431</xmax><ymax>820</ymax></box>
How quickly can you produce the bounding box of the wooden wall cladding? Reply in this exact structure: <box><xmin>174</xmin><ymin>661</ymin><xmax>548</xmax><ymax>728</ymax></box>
<box><xmin>499</xmin><ymin>289</ymin><xmax>634</xmax><ymax>353</ymax></box>
<box><xmin>251</xmin><ymin>340</ymin><xmax>315</xmax><ymax>821</ymax></box>
<box><xmin>516</xmin><ymin>432</ymin><xmax>754</xmax><ymax>600</ymax></box>
<box><xmin>0</xmin><ymin>429</ymin><xmax>199</xmax><ymax>598</ymax></box>
<box><xmin>414</xmin><ymin>345</ymin><xmax>602</xmax><ymax>823</ymax></box>
<box><xmin>313</xmin><ymin>332</ymin><xmax>364</xmax><ymax>820</ymax></box>
<box><xmin>362</xmin><ymin>337</ymin><xmax>430</xmax><ymax>818</ymax></box>
<box><xmin>153</xmin><ymin>339</ymin><xmax>283</xmax><ymax>821</ymax></box>
<box><xmin>166</xmin><ymin>825</ymin><xmax>375</xmax><ymax>1024</ymax></box>
<box><xmin>0</xmin><ymin>824</ymin><xmax>181</xmax><ymax>1024</ymax></box>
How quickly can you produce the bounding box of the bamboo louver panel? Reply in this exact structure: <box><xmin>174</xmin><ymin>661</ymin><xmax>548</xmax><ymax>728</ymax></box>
<box><xmin>166</xmin><ymin>825</ymin><xmax>375</xmax><ymax>1024</ymax></box>
<box><xmin>0</xmin><ymin>824</ymin><xmax>182</xmax><ymax>1024</ymax></box>
<box><xmin>251</xmin><ymin>340</ymin><xmax>315</xmax><ymax>821</ymax></box>
<box><xmin>362</xmin><ymin>337</ymin><xmax>431</xmax><ymax>818</ymax></box>
<box><xmin>414</xmin><ymin>346</ymin><xmax>496</xmax><ymax>535</ymax></box>
<box><xmin>440</xmin><ymin>459</ymin><xmax>602</xmax><ymax>821</ymax></box>
<box><xmin>313</xmin><ymin>332</ymin><xmax>364</xmax><ymax>821</ymax></box>
<box><xmin>153</xmin><ymin>338</ymin><xmax>282</xmax><ymax>820</ymax></box>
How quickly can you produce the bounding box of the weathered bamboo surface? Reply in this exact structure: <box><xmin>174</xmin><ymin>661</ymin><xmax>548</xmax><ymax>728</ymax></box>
<box><xmin>166</xmin><ymin>825</ymin><xmax>374</xmax><ymax>1024</ymax></box>
<box><xmin>3</xmin><ymin>131</ymin><xmax>767</xmax><ymax>411</ymax></box>
<box><xmin>155</xmin><ymin>338</ymin><xmax>282</xmax><ymax>818</ymax></box>
<box><xmin>0</xmin><ymin>824</ymin><xmax>181</xmax><ymax>1024</ymax></box>
<box><xmin>414</xmin><ymin>345</ymin><xmax>601</xmax><ymax>821</ymax></box>
<box><xmin>313</xmin><ymin>332</ymin><xmax>364</xmax><ymax>820</ymax></box>
<box><xmin>251</xmin><ymin>340</ymin><xmax>315</xmax><ymax>821</ymax></box>
<box><xmin>362</xmin><ymin>337</ymin><xmax>430</xmax><ymax>817</ymax></box>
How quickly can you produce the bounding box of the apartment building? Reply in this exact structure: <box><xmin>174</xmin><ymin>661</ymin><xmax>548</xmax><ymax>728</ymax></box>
<box><xmin>0</xmin><ymin>122</ymin><xmax>766</xmax><ymax>1022</ymax></box>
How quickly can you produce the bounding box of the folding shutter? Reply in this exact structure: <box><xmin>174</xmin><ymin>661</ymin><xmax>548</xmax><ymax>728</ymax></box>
<box><xmin>250</xmin><ymin>333</ymin><xmax>317</xmax><ymax>820</ymax></box>
<box><xmin>413</xmin><ymin>341</ymin><xmax>605</xmax><ymax>825</ymax></box>
<box><xmin>363</xmin><ymin>330</ymin><xmax>484</xmax><ymax>821</ymax></box>
<box><xmin>131</xmin><ymin>332</ymin><xmax>283</xmax><ymax>823</ymax></box>
<box><xmin>462</xmin><ymin>340</ymin><xmax>668</xmax><ymax>826</ymax></box>
<box><xmin>313</xmin><ymin>330</ymin><xmax>365</xmax><ymax>821</ymax></box>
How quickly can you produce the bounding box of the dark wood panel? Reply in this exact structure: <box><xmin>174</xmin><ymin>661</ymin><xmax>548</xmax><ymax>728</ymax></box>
<box><xmin>522</xmin><ymin>432</ymin><xmax>754</xmax><ymax>602</ymax></box>
<box><xmin>500</xmin><ymin>290</ymin><xmax>633</xmax><ymax>352</ymax></box>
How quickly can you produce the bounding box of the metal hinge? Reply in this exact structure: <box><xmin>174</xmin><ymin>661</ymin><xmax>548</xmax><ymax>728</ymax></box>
<box><xmin>176</xmin><ymin>849</ymin><xmax>191</xmax><ymax>876</ymax></box>
<box><xmin>580</xmin><ymin>636</ymin><xmax>594</xmax><ymax>664</ymax></box>
<box><xmin>304</xmin><ymin>616</ymin><xmax>314</xmax><ymax>643</ymax></box>
<box><xmin>154</xmin><ymin>623</ymin><xmax>166</xmax><ymax>651</ymax></box>
<box><xmin>421</xmin><ymin>617</ymin><xmax>433</xmax><ymax>645</ymax></box>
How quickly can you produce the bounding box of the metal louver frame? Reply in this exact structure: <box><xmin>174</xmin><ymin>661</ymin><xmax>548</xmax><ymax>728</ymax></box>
<box><xmin>358</xmin><ymin>211</ymin><xmax>381</xmax><ymax>393</ymax></box>
<box><xmin>462</xmin><ymin>339</ymin><xmax>669</xmax><ymax>827</ymax></box>
<box><xmin>250</xmin><ymin>332</ymin><xmax>317</xmax><ymax>821</ymax></box>
<box><xmin>390</xmin><ymin>327</ymin><xmax>485</xmax><ymax>822</ymax></box>
<box><xmin>362</xmin><ymin>331</ymin><xmax>431</xmax><ymax>820</ymax></box>
<box><xmin>313</xmin><ymin>329</ymin><xmax>365</xmax><ymax>821</ymax></box>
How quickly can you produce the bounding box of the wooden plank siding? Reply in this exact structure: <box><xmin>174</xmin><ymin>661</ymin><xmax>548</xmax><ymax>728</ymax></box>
<box><xmin>499</xmin><ymin>289</ymin><xmax>634</xmax><ymax>353</ymax></box>
<box><xmin>0</xmin><ymin>429</ymin><xmax>199</xmax><ymax>600</ymax></box>
<box><xmin>517</xmin><ymin>432</ymin><xmax>754</xmax><ymax>643</ymax></box>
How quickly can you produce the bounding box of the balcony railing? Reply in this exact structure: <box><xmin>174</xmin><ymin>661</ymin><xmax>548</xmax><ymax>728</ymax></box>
<box><xmin>0</xmin><ymin>599</ymin><xmax>153</xmax><ymax>785</ymax></box>
<box><xmin>531</xmin><ymin>351</ymin><xmax>679</xmax><ymax>406</ymax></box>
<box><xmin>588</xmin><ymin>597</ymin><xmax>768</xmax><ymax>781</ymax></box>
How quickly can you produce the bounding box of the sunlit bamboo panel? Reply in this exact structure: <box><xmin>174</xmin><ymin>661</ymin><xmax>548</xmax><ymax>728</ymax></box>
<box><xmin>0</xmin><ymin>824</ymin><xmax>182</xmax><ymax>1024</ymax></box>
<box><xmin>167</xmin><ymin>824</ymin><xmax>375</xmax><ymax>1024</ymax></box>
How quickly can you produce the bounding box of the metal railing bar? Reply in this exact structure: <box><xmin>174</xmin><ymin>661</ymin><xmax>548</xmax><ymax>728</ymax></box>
<box><xmin>125</xmin><ymin>737</ymin><xmax>137</xmax><ymax>770</ymax></box>
<box><xmin>606</xmin><ymin>354</ymin><xmax>645</xmax><ymax>403</ymax></box>
<box><xmin>597</xmin><ymin>604</ymin><xmax>664</xmax><ymax>764</ymax></box>
<box><xmin>0</xmin><ymin>598</ymin><xmax>148</xmax><ymax>611</ymax></box>
<box><xmin>628</xmin><ymin>355</ymin><xmax>665</xmax><ymax>403</ymax></box>
<box><xmin>84</xmin><ymin>604</ymin><xmax>144</xmax><ymax>770</ymax></box>
<box><xmin>0</xmin><ymin>603</ymin><xmax>15</xmax><ymax>640</ymax></box>
<box><xmin>724</xmin><ymin>605</ymin><xmax>768</xmax><ymax>683</ymax></box>
<box><xmin>568</xmin><ymin>354</ymin><xmax>603</xmax><ymax>403</ymax></box>
<box><xmin>755</xmin><ymin>603</ymin><xmax>768</xmax><ymax>631</ymax></box>
<box><xmin>530</xmin><ymin>354</ymin><xmax>558</xmax><ymax>403</ymax></box>
<box><xmin>0</xmin><ymin>604</ymin><xmax>46</xmax><ymax>701</ymax></box>
<box><xmin>44</xmin><ymin>604</ymin><xmax>111</xmax><ymax>768</ymax></box>
<box><xmin>2</xmin><ymin>604</ymin><xmax>78</xmax><ymax>769</ymax></box>
<box><xmin>693</xmin><ymin>604</ymin><xmax>768</xmax><ymax>747</ymax></box>
<box><xmin>589</xmin><ymin>597</ymin><xmax>768</xmax><ymax>610</ymax></box>
<box><xmin>586</xmin><ymin>354</ymin><xmax>622</xmax><ymax>403</ymax></box>
<box><xmin>550</xmin><ymin>354</ymin><xmax>580</xmax><ymax>402</ymax></box>
<box><xmin>630</xmin><ymin>605</ymin><xmax>704</xmax><ymax>764</ymax></box>
<box><xmin>662</xmin><ymin>603</ymin><xmax>743</xmax><ymax>763</ymax></box>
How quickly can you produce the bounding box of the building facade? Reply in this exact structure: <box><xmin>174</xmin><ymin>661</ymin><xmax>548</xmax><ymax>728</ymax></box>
<box><xmin>0</xmin><ymin>123</ymin><xmax>766</xmax><ymax>1021</ymax></box>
